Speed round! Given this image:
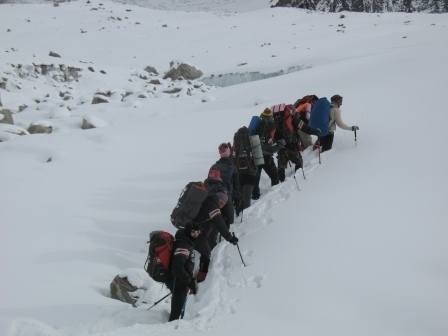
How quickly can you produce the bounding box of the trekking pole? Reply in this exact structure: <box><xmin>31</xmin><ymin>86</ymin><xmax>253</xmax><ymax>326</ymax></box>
<box><xmin>233</xmin><ymin>233</ymin><xmax>247</xmax><ymax>267</ymax></box>
<box><xmin>146</xmin><ymin>292</ymin><xmax>172</xmax><ymax>311</ymax></box>
<box><xmin>354</xmin><ymin>129</ymin><xmax>358</xmax><ymax>145</ymax></box>
<box><xmin>292</xmin><ymin>172</ymin><xmax>300</xmax><ymax>191</ymax></box>
<box><xmin>317</xmin><ymin>140</ymin><xmax>322</xmax><ymax>164</ymax></box>
<box><xmin>288</xmin><ymin>162</ymin><xmax>300</xmax><ymax>191</ymax></box>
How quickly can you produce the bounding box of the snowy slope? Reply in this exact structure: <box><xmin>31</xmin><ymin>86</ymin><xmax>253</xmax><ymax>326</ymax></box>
<box><xmin>1</xmin><ymin>1</ymin><xmax>448</xmax><ymax>336</ymax></box>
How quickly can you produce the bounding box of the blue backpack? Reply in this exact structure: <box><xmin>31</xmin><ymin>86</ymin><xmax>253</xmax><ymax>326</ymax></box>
<box><xmin>248</xmin><ymin>116</ymin><xmax>261</xmax><ymax>136</ymax></box>
<box><xmin>309</xmin><ymin>97</ymin><xmax>331</xmax><ymax>137</ymax></box>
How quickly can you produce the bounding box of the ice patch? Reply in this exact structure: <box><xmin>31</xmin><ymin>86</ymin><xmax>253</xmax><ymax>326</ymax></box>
<box><xmin>201</xmin><ymin>65</ymin><xmax>310</xmax><ymax>87</ymax></box>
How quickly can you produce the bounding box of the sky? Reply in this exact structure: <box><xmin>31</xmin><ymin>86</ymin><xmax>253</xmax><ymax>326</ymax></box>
<box><xmin>1</xmin><ymin>1</ymin><xmax>448</xmax><ymax>336</ymax></box>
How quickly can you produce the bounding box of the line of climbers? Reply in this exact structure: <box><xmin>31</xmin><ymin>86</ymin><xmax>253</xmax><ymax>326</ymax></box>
<box><xmin>111</xmin><ymin>94</ymin><xmax>359</xmax><ymax>322</ymax></box>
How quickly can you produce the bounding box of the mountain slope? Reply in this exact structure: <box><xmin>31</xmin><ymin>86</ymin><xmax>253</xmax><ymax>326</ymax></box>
<box><xmin>1</xmin><ymin>2</ymin><xmax>448</xmax><ymax>336</ymax></box>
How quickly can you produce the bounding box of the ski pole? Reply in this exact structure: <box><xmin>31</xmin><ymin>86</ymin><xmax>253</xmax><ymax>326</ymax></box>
<box><xmin>146</xmin><ymin>292</ymin><xmax>172</xmax><ymax>311</ymax></box>
<box><xmin>301</xmin><ymin>167</ymin><xmax>306</xmax><ymax>180</ymax></box>
<box><xmin>233</xmin><ymin>233</ymin><xmax>247</xmax><ymax>267</ymax></box>
<box><xmin>354</xmin><ymin>129</ymin><xmax>357</xmax><ymax>144</ymax></box>
<box><xmin>240</xmin><ymin>209</ymin><xmax>244</xmax><ymax>223</ymax></box>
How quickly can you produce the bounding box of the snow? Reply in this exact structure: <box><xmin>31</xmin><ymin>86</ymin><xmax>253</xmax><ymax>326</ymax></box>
<box><xmin>1</xmin><ymin>1</ymin><xmax>448</xmax><ymax>336</ymax></box>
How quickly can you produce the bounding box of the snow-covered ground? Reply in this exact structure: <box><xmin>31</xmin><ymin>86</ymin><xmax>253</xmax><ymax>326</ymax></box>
<box><xmin>1</xmin><ymin>1</ymin><xmax>448</xmax><ymax>336</ymax></box>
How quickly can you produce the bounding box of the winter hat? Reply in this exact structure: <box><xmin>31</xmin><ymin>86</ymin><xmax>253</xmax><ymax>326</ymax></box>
<box><xmin>215</xmin><ymin>191</ymin><xmax>229</xmax><ymax>209</ymax></box>
<box><xmin>331</xmin><ymin>94</ymin><xmax>343</xmax><ymax>106</ymax></box>
<box><xmin>218</xmin><ymin>142</ymin><xmax>231</xmax><ymax>158</ymax></box>
<box><xmin>207</xmin><ymin>166</ymin><xmax>222</xmax><ymax>182</ymax></box>
<box><xmin>260</xmin><ymin>108</ymin><xmax>273</xmax><ymax>118</ymax></box>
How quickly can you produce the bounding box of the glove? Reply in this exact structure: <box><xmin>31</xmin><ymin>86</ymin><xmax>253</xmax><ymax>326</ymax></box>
<box><xmin>315</xmin><ymin>128</ymin><xmax>322</xmax><ymax>136</ymax></box>
<box><xmin>351</xmin><ymin>125</ymin><xmax>359</xmax><ymax>131</ymax></box>
<box><xmin>189</xmin><ymin>279</ymin><xmax>198</xmax><ymax>295</ymax></box>
<box><xmin>228</xmin><ymin>233</ymin><xmax>239</xmax><ymax>245</ymax></box>
<box><xmin>196</xmin><ymin>271</ymin><xmax>207</xmax><ymax>283</ymax></box>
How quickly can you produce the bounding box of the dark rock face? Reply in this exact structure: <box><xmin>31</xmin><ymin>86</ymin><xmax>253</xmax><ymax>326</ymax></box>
<box><xmin>271</xmin><ymin>0</ymin><xmax>448</xmax><ymax>12</ymax></box>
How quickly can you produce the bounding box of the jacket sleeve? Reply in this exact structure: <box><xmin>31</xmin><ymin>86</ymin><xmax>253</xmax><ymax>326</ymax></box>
<box><xmin>333</xmin><ymin>108</ymin><xmax>352</xmax><ymax>131</ymax></box>
<box><xmin>207</xmin><ymin>206</ymin><xmax>233</xmax><ymax>242</ymax></box>
<box><xmin>170</xmin><ymin>243</ymin><xmax>193</xmax><ymax>285</ymax></box>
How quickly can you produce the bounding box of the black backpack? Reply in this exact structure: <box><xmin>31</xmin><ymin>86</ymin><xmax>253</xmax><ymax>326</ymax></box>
<box><xmin>233</xmin><ymin>126</ymin><xmax>257</xmax><ymax>175</ymax></box>
<box><xmin>170</xmin><ymin>182</ymin><xmax>209</xmax><ymax>229</ymax></box>
<box><xmin>144</xmin><ymin>231</ymin><xmax>174</xmax><ymax>283</ymax></box>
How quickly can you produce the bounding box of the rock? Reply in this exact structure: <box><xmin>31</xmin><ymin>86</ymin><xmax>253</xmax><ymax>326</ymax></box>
<box><xmin>28</xmin><ymin>123</ymin><xmax>53</xmax><ymax>134</ymax></box>
<box><xmin>144</xmin><ymin>66</ymin><xmax>158</xmax><ymax>75</ymax></box>
<box><xmin>137</xmin><ymin>94</ymin><xmax>147</xmax><ymax>98</ymax></box>
<box><xmin>149</xmin><ymin>79</ymin><xmax>161</xmax><ymax>85</ymax></box>
<box><xmin>91</xmin><ymin>95</ymin><xmax>109</xmax><ymax>104</ymax></box>
<box><xmin>49</xmin><ymin>51</ymin><xmax>61</xmax><ymax>58</ymax></box>
<box><xmin>121</xmin><ymin>91</ymin><xmax>133</xmax><ymax>101</ymax></box>
<box><xmin>88</xmin><ymin>66</ymin><xmax>95</xmax><ymax>72</ymax></box>
<box><xmin>96</xmin><ymin>90</ymin><xmax>113</xmax><ymax>97</ymax></box>
<box><xmin>164</xmin><ymin>63</ymin><xmax>203</xmax><ymax>80</ymax></box>
<box><xmin>100</xmin><ymin>70</ymin><xmax>107</xmax><ymax>74</ymax></box>
<box><xmin>81</xmin><ymin>118</ymin><xmax>95</xmax><ymax>129</ymax></box>
<box><xmin>0</xmin><ymin>77</ymin><xmax>7</xmax><ymax>89</ymax></box>
<box><xmin>163</xmin><ymin>88</ymin><xmax>182</xmax><ymax>94</ymax></box>
<box><xmin>0</xmin><ymin>109</ymin><xmax>14</xmax><ymax>124</ymax></box>
<box><xmin>81</xmin><ymin>115</ymin><xmax>107</xmax><ymax>130</ymax></box>
<box><xmin>18</xmin><ymin>104</ymin><xmax>28</xmax><ymax>112</ymax></box>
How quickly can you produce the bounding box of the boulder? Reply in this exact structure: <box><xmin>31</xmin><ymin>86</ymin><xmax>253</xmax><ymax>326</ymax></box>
<box><xmin>164</xmin><ymin>63</ymin><xmax>203</xmax><ymax>80</ymax></box>
<box><xmin>110</xmin><ymin>275</ymin><xmax>138</xmax><ymax>305</ymax></box>
<box><xmin>28</xmin><ymin>122</ymin><xmax>53</xmax><ymax>134</ymax></box>
<box><xmin>91</xmin><ymin>95</ymin><xmax>109</xmax><ymax>104</ymax></box>
<box><xmin>49</xmin><ymin>51</ymin><xmax>61</xmax><ymax>58</ymax></box>
<box><xmin>0</xmin><ymin>109</ymin><xmax>14</xmax><ymax>124</ymax></box>
<box><xmin>144</xmin><ymin>65</ymin><xmax>158</xmax><ymax>75</ymax></box>
<box><xmin>81</xmin><ymin>115</ymin><xmax>107</xmax><ymax>130</ymax></box>
<box><xmin>81</xmin><ymin>118</ymin><xmax>95</xmax><ymax>129</ymax></box>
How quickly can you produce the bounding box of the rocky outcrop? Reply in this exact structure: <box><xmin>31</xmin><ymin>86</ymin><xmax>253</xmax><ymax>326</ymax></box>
<box><xmin>12</xmin><ymin>63</ymin><xmax>82</xmax><ymax>82</ymax></box>
<box><xmin>164</xmin><ymin>63</ymin><xmax>203</xmax><ymax>80</ymax></box>
<box><xmin>144</xmin><ymin>66</ymin><xmax>158</xmax><ymax>75</ymax></box>
<box><xmin>271</xmin><ymin>0</ymin><xmax>448</xmax><ymax>12</ymax></box>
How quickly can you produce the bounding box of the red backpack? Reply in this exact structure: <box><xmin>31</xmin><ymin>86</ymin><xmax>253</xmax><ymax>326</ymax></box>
<box><xmin>144</xmin><ymin>231</ymin><xmax>174</xmax><ymax>283</ymax></box>
<box><xmin>272</xmin><ymin>104</ymin><xmax>295</xmax><ymax>139</ymax></box>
